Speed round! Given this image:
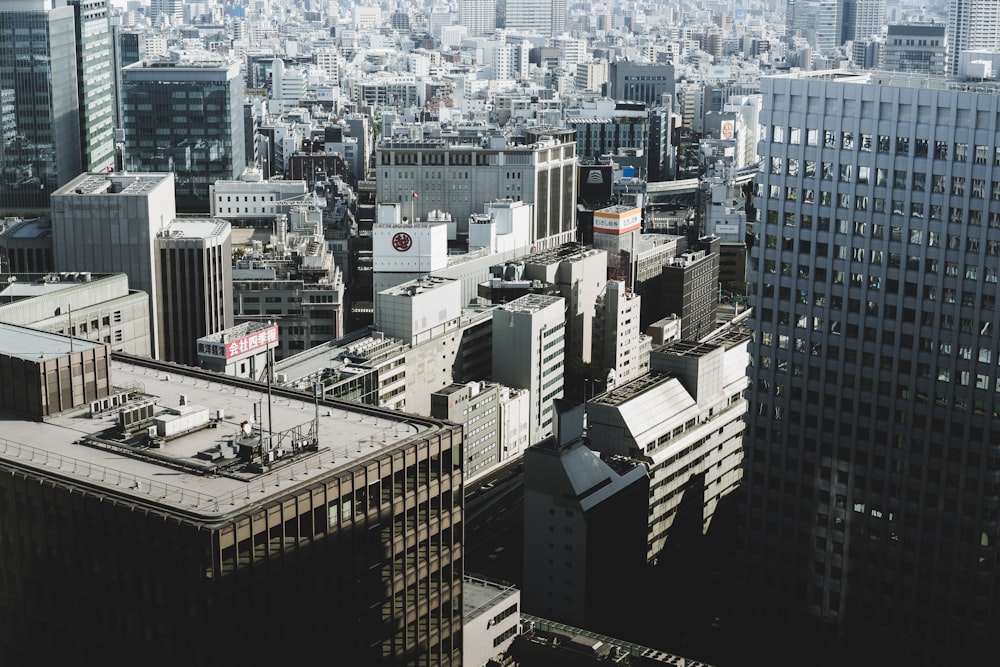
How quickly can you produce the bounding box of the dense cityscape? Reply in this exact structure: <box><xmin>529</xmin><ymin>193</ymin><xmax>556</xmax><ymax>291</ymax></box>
<box><xmin>0</xmin><ymin>0</ymin><xmax>997</xmax><ymax>664</ymax></box>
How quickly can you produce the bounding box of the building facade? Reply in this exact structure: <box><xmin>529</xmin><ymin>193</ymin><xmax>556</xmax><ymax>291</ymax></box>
<box><xmin>68</xmin><ymin>0</ymin><xmax>115</xmax><ymax>175</ymax></box>
<box><xmin>491</xmin><ymin>294</ymin><xmax>565</xmax><ymax>446</ymax></box>
<box><xmin>0</xmin><ymin>330</ymin><xmax>463</xmax><ymax>665</ymax></box>
<box><xmin>50</xmin><ymin>171</ymin><xmax>176</xmax><ymax>357</ymax></box>
<box><xmin>587</xmin><ymin>327</ymin><xmax>749</xmax><ymax>564</ymax></box>
<box><xmin>0</xmin><ymin>1</ymin><xmax>81</xmax><ymax>212</ymax></box>
<box><xmin>744</xmin><ymin>70</ymin><xmax>1000</xmax><ymax>663</ymax></box>
<box><xmin>522</xmin><ymin>402</ymin><xmax>649</xmax><ymax>633</ymax></box>
<box><xmin>122</xmin><ymin>55</ymin><xmax>246</xmax><ymax>212</ymax></box>
<box><xmin>432</xmin><ymin>381</ymin><xmax>529</xmax><ymax>484</ymax></box>
<box><xmin>375</xmin><ymin>128</ymin><xmax>578</xmax><ymax>248</ymax></box>
<box><xmin>0</xmin><ymin>272</ymin><xmax>150</xmax><ymax>356</ymax></box>
<box><xmin>882</xmin><ymin>24</ymin><xmax>947</xmax><ymax>75</ymax></box>
<box><xmin>154</xmin><ymin>219</ymin><xmax>234</xmax><ymax>366</ymax></box>
<box><xmin>947</xmin><ymin>0</ymin><xmax>1000</xmax><ymax>75</ymax></box>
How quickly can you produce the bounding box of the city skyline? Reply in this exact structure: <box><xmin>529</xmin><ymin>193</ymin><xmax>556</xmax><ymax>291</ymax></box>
<box><xmin>2</xmin><ymin>0</ymin><xmax>1000</xmax><ymax>664</ymax></box>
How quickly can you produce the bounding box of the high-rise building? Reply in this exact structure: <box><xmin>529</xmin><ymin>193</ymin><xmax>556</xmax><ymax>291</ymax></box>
<box><xmin>0</xmin><ymin>0</ymin><xmax>115</xmax><ymax>214</ymax></box>
<box><xmin>68</xmin><ymin>0</ymin><xmax>115</xmax><ymax>175</ymax></box>
<box><xmin>744</xmin><ymin>69</ymin><xmax>1000</xmax><ymax>663</ymax></box>
<box><xmin>497</xmin><ymin>0</ymin><xmax>551</xmax><ymax>35</ymax></box>
<box><xmin>592</xmin><ymin>280</ymin><xmax>650</xmax><ymax>387</ymax></box>
<box><xmin>660</xmin><ymin>237</ymin><xmax>720</xmax><ymax>342</ymax></box>
<box><xmin>947</xmin><ymin>0</ymin><xmax>1000</xmax><ymax>75</ymax></box>
<box><xmin>122</xmin><ymin>54</ymin><xmax>246</xmax><ymax>212</ymax></box>
<box><xmin>491</xmin><ymin>294</ymin><xmax>565</xmax><ymax>446</ymax></box>
<box><xmin>460</xmin><ymin>0</ymin><xmax>496</xmax><ymax>36</ymax></box>
<box><xmin>786</xmin><ymin>0</ymin><xmax>842</xmax><ymax>51</ymax></box>
<box><xmin>882</xmin><ymin>24</ymin><xmax>947</xmax><ymax>75</ymax></box>
<box><xmin>0</xmin><ymin>1</ymin><xmax>81</xmax><ymax>212</ymax></box>
<box><xmin>50</xmin><ymin>171</ymin><xmax>175</xmax><ymax>357</ymax></box>
<box><xmin>516</xmin><ymin>243</ymin><xmax>607</xmax><ymax>366</ymax></box>
<box><xmin>840</xmin><ymin>0</ymin><xmax>884</xmax><ymax>44</ymax></box>
<box><xmin>587</xmin><ymin>326</ymin><xmax>749</xmax><ymax>565</ymax></box>
<box><xmin>431</xmin><ymin>381</ymin><xmax>530</xmax><ymax>484</ymax></box>
<box><xmin>0</xmin><ymin>325</ymin><xmax>463</xmax><ymax>665</ymax></box>
<box><xmin>154</xmin><ymin>219</ymin><xmax>234</xmax><ymax>366</ymax></box>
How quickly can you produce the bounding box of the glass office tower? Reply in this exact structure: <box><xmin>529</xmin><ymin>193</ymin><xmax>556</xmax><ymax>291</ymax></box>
<box><xmin>0</xmin><ymin>2</ymin><xmax>81</xmax><ymax>212</ymax></box>
<box><xmin>122</xmin><ymin>56</ymin><xmax>246</xmax><ymax>213</ymax></box>
<box><xmin>744</xmin><ymin>70</ymin><xmax>1000</xmax><ymax>664</ymax></box>
<box><xmin>69</xmin><ymin>0</ymin><xmax>115</xmax><ymax>173</ymax></box>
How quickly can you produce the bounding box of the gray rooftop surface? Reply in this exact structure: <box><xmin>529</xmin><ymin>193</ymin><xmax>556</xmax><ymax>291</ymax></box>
<box><xmin>1</xmin><ymin>325</ymin><xmax>103</xmax><ymax>361</ymax></box>
<box><xmin>462</xmin><ymin>575</ymin><xmax>519</xmax><ymax>621</ymax></box>
<box><xmin>0</xmin><ymin>356</ymin><xmax>434</xmax><ymax>520</ymax></box>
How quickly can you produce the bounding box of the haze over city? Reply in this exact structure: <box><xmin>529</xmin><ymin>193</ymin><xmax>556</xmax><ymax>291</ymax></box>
<box><xmin>0</xmin><ymin>0</ymin><xmax>998</xmax><ymax>664</ymax></box>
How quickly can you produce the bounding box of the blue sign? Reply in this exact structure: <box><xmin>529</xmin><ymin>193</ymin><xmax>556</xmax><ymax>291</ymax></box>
<box><xmin>735</xmin><ymin>8</ymin><xmax>747</xmax><ymax>21</ymax></box>
<box><xmin>622</xmin><ymin>167</ymin><xmax>635</xmax><ymax>178</ymax></box>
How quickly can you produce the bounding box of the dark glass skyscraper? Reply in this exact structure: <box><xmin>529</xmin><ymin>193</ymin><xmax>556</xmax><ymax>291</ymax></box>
<box><xmin>69</xmin><ymin>0</ymin><xmax>115</xmax><ymax>173</ymax></box>
<box><xmin>0</xmin><ymin>1</ymin><xmax>81</xmax><ymax>212</ymax></box>
<box><xmin>743</xmin><ymin>70</ymin><xmax>1000</xmax><ymax>665</ymax></box>
<box><xmin>122</xmin><ymin>56</ymin><xmax>246</xmax><ymax>213</ymax></box>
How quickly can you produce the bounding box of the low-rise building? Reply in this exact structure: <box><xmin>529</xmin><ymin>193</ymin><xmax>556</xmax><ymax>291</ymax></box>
<box><xmin>463</xmin><ymin>576</ymin><xmax>522</xmax><ymax>667</ymax></box>
<box><xmin>0</xmin><ymin>272</ymin><xmax>150</xmax><ymax>356</ymax></box>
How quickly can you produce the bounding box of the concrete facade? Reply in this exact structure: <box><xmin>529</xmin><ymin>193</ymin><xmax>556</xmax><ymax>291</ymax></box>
<box><xmin>50</xmin><ymin>171</ymin><xmax>176</xmax><ymax>357</ymax></box>
<box><xmin>491</xmin><ymin>293</ymin><xmax>565</xmax><ymax>445</ymax></box>
<box><xmin>0</xmin><ymin>272</ymin><xmax>150</xmax><ymax>356</ymax></box>
<box><xmin>587</xmin><ymin>326</ymin><xmax>749</xmax><ymax>563</ymax></box>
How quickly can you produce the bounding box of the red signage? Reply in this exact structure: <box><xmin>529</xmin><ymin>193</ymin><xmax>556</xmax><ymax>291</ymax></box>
<box><xmin>392</xmin><ymin>232</ymin><xmax>413</xmax><ymax>252</ymax></box>
<box><xmin>197</xmin><ymin>325</ymin><xmax>279</xmax><ymax>360</ymax></box>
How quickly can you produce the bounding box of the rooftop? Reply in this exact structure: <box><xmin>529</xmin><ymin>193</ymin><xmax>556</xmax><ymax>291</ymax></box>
<box><xmin>1</xmin><ymin>324</ymin><xmax>103</xmax><ymax>361</ymax></box>
<box><xmin>499</xmin><ymin>293</ymin><xmax>563</xmax><ymax>314</ymax></box>
<box><xmin>52</xmin><ymin>172</ymin><xmax>174</xmax><ymax>198</ymax></box>
<box><xmin>158</xmin><ymin>219</ymin><xmax>230</xmax><ymax>240</ymax></box>
<box><xmin>463</xmin><ymin>575</ymin><xmax>519</xmax><ymax>621</ymax></box>
<box><xmin>0</xmin><ymin>350</ymin><xmax>436</xmax><ymax>521</ymax></box>
<box><xmin>379</xmin><ymin>275</ymin><xmax>458</xmax><ymax>297</ymax></box>
<box><xmin>0</xmin><ymin>217</ymin><xmax>51</xmax><ymax>239</ymax></box>
<box><xmin>591</xmin><ymin>372</ymin><xmax>671</xmax><ymax>407</ymax></box>
<box><xmin>596</xmin><ymin>205</ymin><xmax>641</xmax><ymax>216</ymax></box>
<box><xmin>769</xmin><ymin>69</ymin><xmax>1000</xmax><ymax>94</ymax></box>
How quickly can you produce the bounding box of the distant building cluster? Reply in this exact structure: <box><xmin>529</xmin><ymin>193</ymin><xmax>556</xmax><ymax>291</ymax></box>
<box><xmin>1</xmin><ymin>0</ymin><xmax>1000</xmax><ymax>664</ymax></box>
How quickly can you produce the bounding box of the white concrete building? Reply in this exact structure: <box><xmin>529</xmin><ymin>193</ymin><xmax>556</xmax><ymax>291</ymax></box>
<box><xmin>375</xmin><ymin>276</ymin><xmax>462</xmax><ymax>346</ymax></box>
<box><xmin>592</xmin><ymin>281</ymin><xmax>650</xmax><ymax>388</ymax></box>
<box><xmin>491</xmin><ymin>293</ymin><xmax>565</xmax><ymax>445</ymax></box>
<box><xmin>947</xmin><ymin>0</ymin><xmax>1000</xmax><ymax>75</ymax></box>
<box><xmin>209</xmin><ymin>178</ymin><xmax>309</xmax><ymax>220</ymax></box>
<box><xmin>462</xmin><ymin>576</ymin><xmax>520</xmax><ymax>667</ymax></box>
<box><xmin>468</xmin><ymin>199</ymin><xmax>532</xmax><ymax>253</ymax></box>
<box><xmin>587</xmin><ymin>326</ymin><xmax>750</xmax><ymax>563</ymax></box>
<box><xmin>0</xmin><ymin>272</ymin><xmax>151</xmax><ymax>356</ymax></box>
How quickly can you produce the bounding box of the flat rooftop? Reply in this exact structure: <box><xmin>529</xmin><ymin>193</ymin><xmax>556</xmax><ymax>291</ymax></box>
<box><xmin>159</xmin><ymin>218</ymin><xmax>229</xmax><ymax>239</ymax></box>
<box><xmin>0</xmin><ymin>354</ymin><xmax>436</xmax><ymax>520</ymax></box>
<box><xmin>770</xmin><ymin>68</ymin><xmax>1000</xmax><ymax>94</ymax></box>
<box><xmin>1</xmin><ymin>324</ymin><xmax>103</xmax><ymax>361</ymax></box>
<box><xmin>499</xmin><ymin>293</ymin><xmax>563</xmax><ymax>314</ymax></box>
<box><xmin>463</xmin><ymin>575</ymin><xmax>519</xmax><ymax>621</ymax></box>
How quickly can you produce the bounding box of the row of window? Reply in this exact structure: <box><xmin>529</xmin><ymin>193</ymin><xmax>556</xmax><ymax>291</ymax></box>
<box><xmin>766</xmin><ymin>161</ymin><xmax>1000</xmax><ymax>201</ymax></box>
<box><xmin>767</xmin><ymin>207</ymin><xmax>1000</xmax><ymax>228</ymax></box>
<box><xmin>770</xmin><ymin>126</ymin><xmax>1000</xmax><ymax>165</ymax></box>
